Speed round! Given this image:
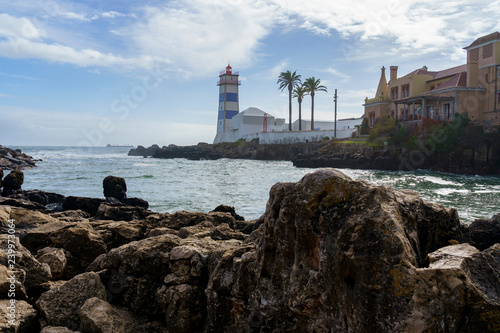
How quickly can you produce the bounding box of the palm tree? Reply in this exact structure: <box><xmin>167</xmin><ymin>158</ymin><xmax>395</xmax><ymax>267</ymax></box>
<box><xmin>303</xmin><ymin>77</ymin><xmax>327</xmax><ymax>131</ymax></box>
<box><xmin>293</xmin><ymin>85</ymin><xmax>308</xmax><ymax>131</ymax></box>
<box><xmin>277</xmin><ymin>70</ymin><xmax>302</xmax><ymax>131</ymax></box>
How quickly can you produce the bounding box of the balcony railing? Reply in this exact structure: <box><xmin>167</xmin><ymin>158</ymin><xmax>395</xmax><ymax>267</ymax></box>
<box><xmin>219</xmin><ymin>70</ymin><xmax>239</xmax><ymax>75</ymax></box>
<box><xmin>217</xmin><ymin>79</ymin><xmax>241</xmax><ymax>85</ymax></box>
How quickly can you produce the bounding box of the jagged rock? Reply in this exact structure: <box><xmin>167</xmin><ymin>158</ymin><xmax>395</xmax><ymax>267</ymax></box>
<box><xmin>40</xmin><ymin>327</ymin><xmax>81</xmax><ymax>333</ymax></box>
<box><xmin>93</xmin><ymin>204</ymin><xmax>150</xmax><ymax>222</ymax></box>
<box><xmin>176</xmin><ymin>221</ymin><xmax>214</xmax><ymax>239</ymax></box>
<box><xmin>0</xmin><ymin>235</ymin><xmax>51</xmax><ymax>290</ymax></box>
<box><xmin>23</xmin><ymin>189</ymin><xmax>65</xmax><ymax>207</ymax></box>
<box><xmin>89</xmin><ymin>220</ymin><xmax>143</xmax><ymax>249</ymax></box>
<box><xmin>0</xmin><ymin>197</ymin><xmax>48</xmax><ymax>212</ymax></box>
<box><xmin>103</xmin><ymin>176</ymin><xmax>127</xmax><ymax>201</ymax></box>
<box><xmin>36</xmin><ymin>272</ymin><xmax>107</xmax><ymax>330</ymax></box>
<box><xmin>408</xmin><ymin>243</ymin><xmax>500</xmax><ymax>332</ymax></box>
<box><xmin>210</xmin><ymin>223</ymin><xmax>246</xmax><ymax>241</ymax></box>
<box><xmin>2</xmin><ymin>170</ymin><xmax>24</xmax><ymax>196</ymax></box>
<box><xmin>0</xmin><ymin>206</ymin><xmax>61</xmax><ymax>239</ymax></box>
<box><xmin>0</xmin><ymin>300</ymin><xmax>40</xmax><ymax>332</ymax></box>
<box><xmin>87</xmin><ymin>234</ymin><xmax>182</xmax><ymax>315</ymax></box>
<box><xmin>145</xmin><ymin>211</ymin><xmax>214</xmax><ymax>230</ymax></box>
<box><xmin>205</xmin><ymin>169</ymin><xmax>464</xmax><ymax>332</ymax></box>
<box><xmin>0</xmin><ymin>168</ymin><xmax>3</xmax><ymax>189</ymax></box>
<box><xmin>37</xmin><ymin>247</ymin><xmax>68</xmax><ymax>279</ymax></box>
<box><xmin>21</xmin><ymin>222</ymin><xmax>107</xmax><ymax>278</ymax></box>
<box><xmin>467</xmin><ymin>213</ymin><xmax>500</xmax><ymax>250</ymax></box>
<box><xmin>62</xmin><ymin>196</ymin><xmax>105</xmax><ymax>216</ymax></box>
<box><xmin>80</xmin><ymin>297</ymin><xmax>136</xmax><ymax>333</ymax></box>
<box><xmin>50</xmin><ymin>210</ymin><xmax>91</xmax><ymax>223</ymax></box>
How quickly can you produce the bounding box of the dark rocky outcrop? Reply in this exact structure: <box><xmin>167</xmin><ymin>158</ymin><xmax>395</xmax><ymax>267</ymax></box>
<box><xmin>0</xmin><ymin>171</ymin><xmax>499</xmax><ymax>332</ymax></box>
<box><xmin>0</xmin><ymin>146</ymin><xmax>38</xmax><ymax>170</ymax></box>
<box><xmin>127</xmin><ymin>144</ymin><xmax>161</xmax><ymax>157</ymax></box>
<box><xmin>103</xmin><ymin>176</ymin><xmax>127</xmax><ymax>201</ymax></box>
<box><xmin>2</xmin><ymin>170</ymin><xmax>24</xmax><ymax>196</ymax></box>
<box><xmin>464</xmin><ymin>213</ymin><xmax>500</xmax><ymax>250</ymax></box>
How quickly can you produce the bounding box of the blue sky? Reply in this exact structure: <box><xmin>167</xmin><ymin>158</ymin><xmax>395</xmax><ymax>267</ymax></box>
<box><xmin>0</xmin><ymin>0</ymin><xmax>499</xmax><ymax>146</ymax></box>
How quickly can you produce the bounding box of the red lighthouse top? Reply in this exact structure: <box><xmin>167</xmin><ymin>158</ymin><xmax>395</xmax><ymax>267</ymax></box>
<box><xmin>226</xmin><ymin>64</ymin><xmax>232</xmax><ymax>74</ymax></box>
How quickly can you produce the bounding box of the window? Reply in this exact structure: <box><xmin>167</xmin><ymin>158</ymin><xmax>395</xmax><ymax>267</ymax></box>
<box><xmin>430</xmin><ymin>85</ymin><xmax>435</xmax><ymax>91</ymax></box>
<box><xmin>402</xmin><ymin>84</ymin><xmax>410</xmax><ymax>98</ymax></box>
<box><xmin>391</xmin><ymin>87</ymin><xmax>398</xmax><ymax>100</ymax></box>
<box><xmin>486</xmin><ymin>74</ymin><xmax>489</xmax><ymax>82</ymax></box>
<box><xmin>497</xmin><ymin>91</ymin><xmax>500</xmax><ymax>104</ymax></box>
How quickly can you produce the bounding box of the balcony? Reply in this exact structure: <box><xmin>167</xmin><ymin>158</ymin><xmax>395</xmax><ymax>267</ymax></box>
<box><xmin>219</xmin><ymin>70</ymin><xmax>239</xmax><ymax>75</ymax></box>
<box><xmin>217</xmin><ymin>79</ymin><xmax>241</xmax><ymax>85</ymax></box>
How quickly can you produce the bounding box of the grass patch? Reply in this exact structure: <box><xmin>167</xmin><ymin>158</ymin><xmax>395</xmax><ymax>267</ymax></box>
<box><xmin>340</xmin><ymin>139</ymin><xmax>385</xmax><ymax>147</ymax></box>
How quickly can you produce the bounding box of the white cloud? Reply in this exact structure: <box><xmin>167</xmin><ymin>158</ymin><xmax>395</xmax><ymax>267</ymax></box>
<box><xmin>322</xmin><ymin>67</ymin><xmax>350</xmax><ymax>80</ymax></box>
<box><xmin>0</xmin><ymin>13</ymin><xmax>45</xmax><ymax>39</ymax></box>
<box><xmin>131</xmin><ymin>0</ymin><xmax>281</xmax><ymax>76</ymax></box>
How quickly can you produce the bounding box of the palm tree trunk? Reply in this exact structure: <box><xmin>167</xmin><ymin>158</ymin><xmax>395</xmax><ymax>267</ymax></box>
<box><xmin>311</xmin><ymin>95</ymin><xmax>315</xmax><ymax>131</ymax></box>
<box><xmin>299</xmin><ymin>101</ymin><xmax>302</xmax><ymax>131</ymax></box>
<box><xmin>288</xmin><ymin>89</ymin><xmax>292</xmax><ymax>131</ymax></box>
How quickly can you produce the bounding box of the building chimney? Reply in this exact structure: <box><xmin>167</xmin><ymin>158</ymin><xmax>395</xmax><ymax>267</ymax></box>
<box><xmin>390</xmin><ymin>66</ymin><xmax>398</xmax><ymax>82</ymax></box>
<box><xmin>422</xmin><ymin>65</ymin><xmax>428</xmax><ymax>71</ymax></box>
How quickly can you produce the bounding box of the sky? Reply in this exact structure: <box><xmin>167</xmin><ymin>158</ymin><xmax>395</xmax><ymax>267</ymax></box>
<box><xmin>0</xmin><ymin>0</ymin><xmax>499</xmax><ymax>147</ymax></box>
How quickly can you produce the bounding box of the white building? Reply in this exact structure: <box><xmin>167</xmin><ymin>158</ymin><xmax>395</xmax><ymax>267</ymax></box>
<box><xmin>213</xmin><ymin>65</ymin><xmax>363</xmax><ymax>144</ymax></box>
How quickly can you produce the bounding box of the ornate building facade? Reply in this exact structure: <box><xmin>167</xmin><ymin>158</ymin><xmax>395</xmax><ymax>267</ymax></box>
<box><xmin>364</xmin><ymin>32</ymin><xmax>500</xmax><ymax>127</ymax></box>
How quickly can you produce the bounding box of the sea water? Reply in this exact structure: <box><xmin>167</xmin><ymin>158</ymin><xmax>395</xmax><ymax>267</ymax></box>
<box><xmin>8</xmin><ymin>146</ymin><xmax>500</xmax><ymax>224</ymax></box>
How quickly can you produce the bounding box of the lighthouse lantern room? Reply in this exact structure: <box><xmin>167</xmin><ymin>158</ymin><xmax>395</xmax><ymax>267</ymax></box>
<box><xmin>217</xmin><ymin>64</ymin><xmax>241</xmax><ymax>134</ymax></box>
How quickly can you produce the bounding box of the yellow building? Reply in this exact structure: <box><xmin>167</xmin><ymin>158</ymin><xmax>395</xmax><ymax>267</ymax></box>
<box><xmin>364</xmin><ymin>31</ymin><xmax>500</xmax><ymax>126</ymax></box>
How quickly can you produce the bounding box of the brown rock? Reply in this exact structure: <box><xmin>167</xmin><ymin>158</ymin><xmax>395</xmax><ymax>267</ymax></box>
<box><xmin>0</xmin><ymin>299</ymin><xmax>40</xmax><ymax>332</ymax></box>
<box><xmin>80</xmin><ymin>297</ymin><xmax>139</xmax><ymax>333</ymax></box>
<box><xmin>37</xmin><ymin>247</ymin><xmax>68</xmax><ymax>279</ymax></box>
<box><xmin>0</xmin><ymin>235</ymin><xmax>51</xmax><ymax>289</ymax></box>
<box><xmin>36</xmin><ymin>272</ymin><xmax>107</xmax><ymax>330</ymax></box>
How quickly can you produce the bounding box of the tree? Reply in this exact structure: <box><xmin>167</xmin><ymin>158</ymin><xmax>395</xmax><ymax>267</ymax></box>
<box><xmin>277</xmin><ymin>70</ymin><xmax>302</xmax><ymax>131</ymax></box>
<box><xmin>293</xmin><ymin>85</ymin><xmax>308</xmax><ymax>131</ymax></box>
<box><xmin>303</xmin><ymin>77</ymin><xmax>327</xmax><ymax>131</ymax></box>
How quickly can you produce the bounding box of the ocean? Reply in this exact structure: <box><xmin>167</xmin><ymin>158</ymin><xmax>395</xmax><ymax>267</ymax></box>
<box><xmin>7</xmin><ymin>146</ymin><xmax>500</xmax><ymax>224</ymax></box>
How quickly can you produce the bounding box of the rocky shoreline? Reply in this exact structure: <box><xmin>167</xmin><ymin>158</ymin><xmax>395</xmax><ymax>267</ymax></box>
<box><xmin>0</xmin><ymin>168</ymin><xmax>499</xmax><ymax>332</ymax></box>
<box><xmin>0</xmin><ymin>146</ymin><xmax>38</xmax><ymax>170</ymax></box>
<box><xmin>130</xmin><ymin>136</ymin><xmax>500</xmax><ymax>175</ymax></box>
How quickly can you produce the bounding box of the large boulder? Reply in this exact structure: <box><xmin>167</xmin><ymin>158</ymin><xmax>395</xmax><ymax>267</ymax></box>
<box><xmin>0</xmin><ymin>234</ymin><xmax>51</xmax><ymax>290</ymax></box>
<box><xmin>36</xmin><ymin>272</ymin><xmax>107</xmax><ymax>330</ymax></box>
<box><xmin>79</xmin><ymin>297</ymin><xmax>164</xmax><ymax>333</ymax></box>
<box><xmin>2</xmin><ymin>170</ymin><xmax>24</xmax><ymax>196</ymax></box>
<box><xmin>205</xmin><ymin>169</ymin><xmax>465</xmax><ymax>332</ymax></box>
<box><xmin>407</xmin><ymin>243</ymin><xmax>500</xmax><ymax>332</ymax></box>
<box><xmin>0</xmin><ymin>168</ymin><xmax>3</xmax><ymax>189</ymax></box>
<box><xmin>103</xmin><ymin>176</ymin><xmax>127</xmax><ymax>201</ymax></box>
<box><xmin>21</xmin><ymin>222</ymin><xmax>107</xmax><ymax>278</ymax></box>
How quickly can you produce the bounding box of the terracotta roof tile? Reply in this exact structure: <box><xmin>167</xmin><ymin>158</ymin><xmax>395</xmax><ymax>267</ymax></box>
<box><xmin>429</xmin><ymin>72</ymin><xmax>467</xmax><ymax>92</ymax></box>
<box><xmin>432</xmin><ymin>64</ymin><xmax>467</xmax><ymax>80</ymax></box>
<box><xmin>464</xmin><ymin>31</ymin><xmax>500</xmax><ymax>49</ymax></box>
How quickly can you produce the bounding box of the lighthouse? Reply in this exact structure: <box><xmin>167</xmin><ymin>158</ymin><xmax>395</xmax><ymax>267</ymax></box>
<box><xmin>216</xmin><ymin>64</ymin><xmax>240</xmax><ymax>134</ymax></box>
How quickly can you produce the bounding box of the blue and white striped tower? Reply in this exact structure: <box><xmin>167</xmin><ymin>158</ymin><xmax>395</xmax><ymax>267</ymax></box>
<box><xmin>216</xmin><ymin>64</ymin><xmax>240</xmax><ymax>133</ymax></box>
